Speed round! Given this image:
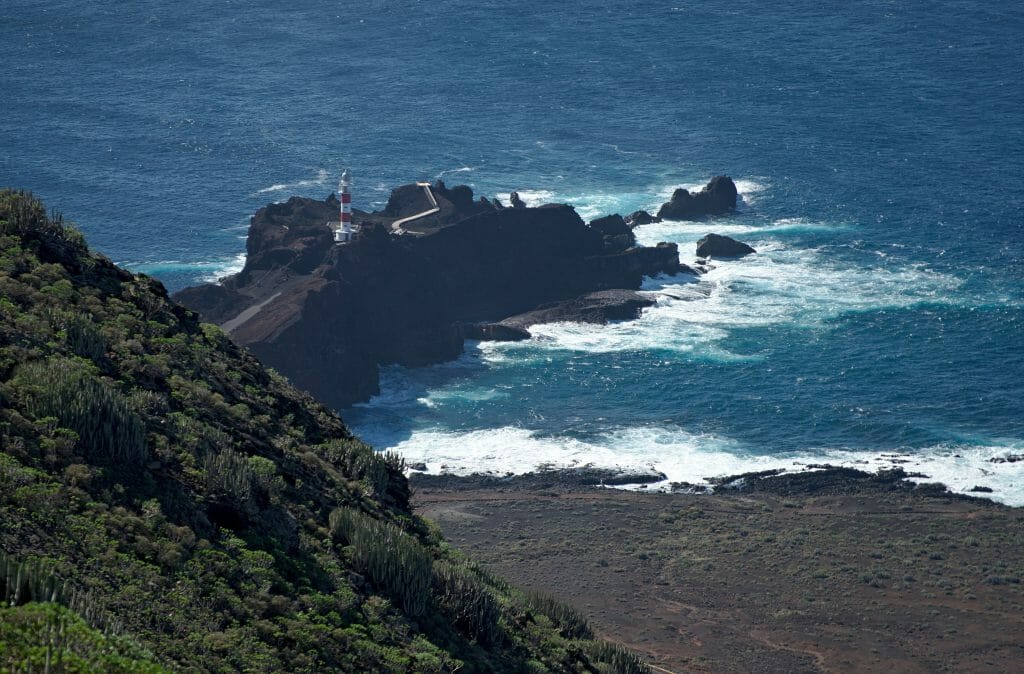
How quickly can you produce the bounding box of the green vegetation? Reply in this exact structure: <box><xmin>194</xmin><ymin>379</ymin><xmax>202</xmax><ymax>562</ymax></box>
<box><xmin>0</xmin><ymin>190</ymin><xmax>648</xmax><ymax>672</ymax></box>
<box><xmin>0</xmin><ymin>602</ymin><xmax>169</xmax><ymax>673</ymax></box>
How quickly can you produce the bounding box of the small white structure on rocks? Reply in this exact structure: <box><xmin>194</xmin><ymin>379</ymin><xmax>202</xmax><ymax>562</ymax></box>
<box><xmin>327</xmin><ymin>169</ymin><xmax>355</xmax><ymax>243</ymax></box>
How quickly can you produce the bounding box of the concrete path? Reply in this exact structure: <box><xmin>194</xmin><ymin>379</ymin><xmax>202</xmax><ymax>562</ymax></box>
<box><xmin>391</xmin><ymin>182</ymin><xmax>440</xmax><ymax>233</ymax></box>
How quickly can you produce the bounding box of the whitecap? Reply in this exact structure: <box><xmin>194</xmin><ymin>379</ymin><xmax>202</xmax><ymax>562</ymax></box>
<box><xmin>435</xmin><ymin>166</ymin><xmax>475</xmax><ymax>180</ymax></box>
<box><xmin>480</xmin><ymin>242</ymin><xmax>961</xmax><ymax>359</ymax></box>
<box><xmin>253</xmin><ymin>168</ymin><xmax>331</xmax><ymax>196</ymax></box>
<box><xmin>354</xmin><ymin>422</ymin><xmax>1024</xmax><ymax>506</ymax></box>
<box><xmin>496</xmin><ymin>189</ymin><xmax>557</xmax><ymax>208</ymax></box>
<box><xmin>122</xmin><ymin>251</ymin><xmax>246</xmax><ymax>284</ymax></box>
<box><xmin>200</xmin><ymin>252</ymin><xmax>247</xmax><ymax>284</ymax></box>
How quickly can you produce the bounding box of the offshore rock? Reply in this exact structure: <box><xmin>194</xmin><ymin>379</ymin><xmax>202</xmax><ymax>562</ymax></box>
<box><xmin>656</xmin><ymin>175</ymin><xmax>738</xmax><ymax>220</ymax></box>
<box><xmin>695</xmin><ymin>233</ymin><xmax>756</xmax><ymax>258</ymax></box>
<box><xmin>175</xmin><ymin>190</ymin><xmax>683</xmax><ymax>408</ymax></box>
<box><xmin>625</xmin><ymin>210</ymin><xmax>661</xmax><ymax>227</ymax></box>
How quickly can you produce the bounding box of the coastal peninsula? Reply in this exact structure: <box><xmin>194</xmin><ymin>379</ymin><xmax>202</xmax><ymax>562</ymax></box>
<box><xmin>175</xmin><ymin>177</ymin><xmax>738</xmax><ymax>408</ymax></box>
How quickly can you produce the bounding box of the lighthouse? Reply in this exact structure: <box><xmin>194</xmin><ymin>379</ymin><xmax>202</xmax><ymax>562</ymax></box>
<box><xmin>329</xmin><ymin>169</ymin><xmax>354</xmax><ymax>243</ymax></box>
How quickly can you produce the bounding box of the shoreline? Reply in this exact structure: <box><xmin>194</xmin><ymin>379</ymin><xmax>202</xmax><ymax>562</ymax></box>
<box><xmin>408</xmin><ymin>462</ymin><xmax>1018</xmax><ymax>508</ymax></box>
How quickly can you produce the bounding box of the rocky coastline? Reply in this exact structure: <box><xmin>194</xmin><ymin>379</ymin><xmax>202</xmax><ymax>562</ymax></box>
<box><xmin>408</xmin><ymin>463</ymin><xmax>990</xmax><ymax>504</ymax></box>
<box><xmin>174</xmin><ymin>176</ymin><xmax>740</xmax><ymax>408</ymax></box>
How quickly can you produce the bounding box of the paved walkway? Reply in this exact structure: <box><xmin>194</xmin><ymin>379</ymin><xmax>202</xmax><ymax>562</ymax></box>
<box><xmin>391</xmin><ymin>182</ymin><xmax>440</xmax><ymax>233</ymax></box>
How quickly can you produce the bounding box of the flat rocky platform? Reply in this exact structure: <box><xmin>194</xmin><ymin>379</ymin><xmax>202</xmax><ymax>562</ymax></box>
<box><xmin>413</xmin><ymin>470</ymin><xmax>1024</xmax><ymax>673</ymax></box>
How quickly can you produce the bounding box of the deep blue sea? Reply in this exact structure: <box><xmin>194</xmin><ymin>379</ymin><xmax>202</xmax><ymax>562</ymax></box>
<box><xmin>3</xmin><ymin>1</ymin><xmax>1023</xmax><ymax>502</ymax></box>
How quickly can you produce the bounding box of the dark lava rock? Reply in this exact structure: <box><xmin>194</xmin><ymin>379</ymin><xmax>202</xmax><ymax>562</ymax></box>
<box><xmin>589</xmin><ymin>214</ymin><xmax>636</xmax><ymax>252</ymax></box>
<box><xmin>656</xmin><ymin>175</ymin><xmax>738</xmax><ymax>220</ymax></box>
<box><xmin>498</xmin><ymin>290</ymin><xmax>656</xmax><ymax>330</ymax></box>
<box><xmin>590</xmin><ymin>214</ymin><xmax>632</xmax><ymax>237</ymax></box>
<box><xmin>408</xmin><ymin>462</ymin><xmax>428</xmax><ymax>472</ymax></box>
<box><xmin>509</xmin><ymin>191</ymin><xmax>527</xmax><ymax>209</ymax></box>
<box><xmin>351</xmin><ymin>180</ymin><xmax>500</xmax><ymax>234</ymax></box>
<box><xmin>969</xmin><ymin>485</ymin><xmax>994</xmax><ymax>493</ymax></box>
<box><xmin>409</xmin><ymin>466</ymin><xmax>667</xmax><ymax>491</ymax></box>
<box><xmin>695</xmin><ymin>233</ymin><xmax>756</xmax><ymax>258</ymax></box>
<box><xmin>669</xmin><ymin>481</ymin><xmax>712</xmax><ymax>494</ymax></box>
<box><xmin>462</xmin><ymin>322</ymin><xmax>532</xmax><ymax>342</ymax></box>
<box><xmin>176</xmin><ymin>196</ymin><xmax>684</xmax><ymax>408</ymax></box>
<box><xmin>708</xmin><ymin>465</ymin><xmax>984</xmax><ymax>502</ymax></box>
<box><xmin>625</xmin><ymin>210</ymin><xmax>661</xmax><ymax>227</ymax></box>
<box><xmin>991</xmin><ymin>454</ymin><xmax>1024</xmax><ymax>464</ymax></box>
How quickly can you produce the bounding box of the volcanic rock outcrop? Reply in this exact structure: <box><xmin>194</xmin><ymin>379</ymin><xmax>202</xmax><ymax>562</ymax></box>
<box><xmin>175</xmin><ymin>182</ymin><xmax>685</xmax><ymax>407</ymax></box>
<box><xmin>695</xmin><ymin>233</ymin><xmax>756</xmax><ymax>258</ymax></box>
<box><xmin>657</xmin><ymin>175</ymin><xmax>738</xmax><ymax>220</ymax></box>
<box><xmin>625</xmin><ymin>210</ymin><xmax>661</xmax><ymax>227</ymax></box>
<box><xmin>495</xmin><ymin>290</ymin><xmax>656</xmax><ymax>332</ymax></box>
<box><xmin>589</xmin><ymin>214</ymin><xmax>636</xmax><ymax>251</ymax></box>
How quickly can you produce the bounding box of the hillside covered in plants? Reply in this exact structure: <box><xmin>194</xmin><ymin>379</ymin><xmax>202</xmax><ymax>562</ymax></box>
<box><xmin>0</xmin><ymin>190</ymin><xmax>646</xmax><ymax>673</ymax></box>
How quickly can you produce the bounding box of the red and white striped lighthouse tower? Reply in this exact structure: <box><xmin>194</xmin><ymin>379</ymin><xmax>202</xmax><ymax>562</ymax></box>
<box><xmin>330</xmin><ymin>168</ymin><xmax>354</xmax><ymax>243</ymax></box>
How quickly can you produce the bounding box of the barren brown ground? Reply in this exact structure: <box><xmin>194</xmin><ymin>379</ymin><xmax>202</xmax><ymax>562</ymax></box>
<box><xmin>414</xmin><ymin>484</ymin><xmax>1024</xmax><ymax>673</ymax></box>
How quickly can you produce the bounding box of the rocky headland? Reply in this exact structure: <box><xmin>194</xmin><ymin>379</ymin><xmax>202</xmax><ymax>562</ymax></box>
<box><xmin>175</xmin><ymin>176</ymin><xmax>740</xmax><ymax>408</ymax></box>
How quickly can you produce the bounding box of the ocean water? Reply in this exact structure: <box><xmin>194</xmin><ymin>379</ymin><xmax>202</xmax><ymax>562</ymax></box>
<box><xmin>3</xmin><ymin>2</ymin><xmax>1022</xmax><ymax>501</ymax></box>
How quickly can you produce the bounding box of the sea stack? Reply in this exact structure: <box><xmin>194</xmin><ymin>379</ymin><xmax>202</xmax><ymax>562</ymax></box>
<box><xmin>657</xmin><ymin>175</ymin><xmax>738</xmax><ymax>220</ymax></box>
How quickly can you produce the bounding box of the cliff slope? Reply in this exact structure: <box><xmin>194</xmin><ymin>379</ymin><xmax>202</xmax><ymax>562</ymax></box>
<box><xmin>0</xmin><ymin>190</ymin><xmax>646</xmax><ymax>673</ymax></box>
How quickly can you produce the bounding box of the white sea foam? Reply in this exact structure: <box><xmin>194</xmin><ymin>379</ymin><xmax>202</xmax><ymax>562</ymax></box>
<box><xmin>496</xmin><ymin>189</ymin><xmax>557</xmax><ymax>208</ymax></box>
<box><xmin>356</xmin><ymin>423</ymin><xmax>1024</xmax><ymax>506</ymax></box>
<box><xmin>254</xmin><ymin>168</ymin><xmax>331</xmax><ymax>195</ymax></box>
<box><xmin>200</xmin><ymin>252</ymin><xmax>247</xmax><ymax>284</ymax></box>
<box><xmin>483</xmin><ymin>243</ymin><xmax>961</xmax><ymax>358</ymax></box>
<box><xmin>122</xmin><ymin>251</ymin><xmax>246</xmax><ymax>284</ymax></box>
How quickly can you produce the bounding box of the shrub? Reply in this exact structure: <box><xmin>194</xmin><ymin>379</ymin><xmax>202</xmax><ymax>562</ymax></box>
<box><xmin>47</xmin><ymin>309</ymin><xmax>107</xmax><ymax>362</ymax></box>
<box><xmin>588</xmin><ymin>640</ymin><xmax>650</xmax><ymax>674</ymax></box>
<box><xmin>523</xmin><ymin>590</ymin><xmax>591</xmax><ymax>639</ymax></box>
<box><xmin>1</xmin><ymin>551</ymin><xmax>120</xmax><ymax>635</ymax></box>
<box><xmin>329</xmin><ymin>507</ymin><xmax>431</xmax><ymax>616</ymax></box>
<box><xmin>319</xmin><ymin>439</ymin><xmax>389</xmax><ymax>495</ymax></box>
<box><xmin>204</xmin><ymin>448</ymin><xmax>263</xmax><ymax>504</ymax></box>
<box><xmin>0</xmin><ymin>190</ymin><xmax>88</xmax><ymax>258</ymax></box>
<box><xmin>15</xmin><ymin>358</ymin><xmax>147</xmax><ymax>464</ymax></box>
<box><xmin>432</xmin><ymin>560</ymin><xmax>502</xmax><ymax>645</ymax></box>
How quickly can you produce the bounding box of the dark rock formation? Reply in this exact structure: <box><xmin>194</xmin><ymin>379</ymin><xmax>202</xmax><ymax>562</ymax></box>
<box><xmin>991</xmin><ymin>454</ymin><xmax>1023</xmax><ymax>464</ymax></box>
<box><xmin>695</xmin><ymin>233</ymin><xmax>756</xmax><ymax>258</ymax></box>
<box><xmin>462</xmin><ymin>323</ymin><xmax>532</xmax><ymax>342</ymax></box>
<box><xmin>589</xmin><ymin>214</ymin><xmax>636</xmax><ymax>252</ymax></box>
<box><xmin>656</xmin><ymin>175</ymin><xmax>738</xmax><ymax>220</ymax></box>
<box><xmin>498</xmin><ymin>290</ymin><xmax>655</xmax><ymax>332</ymax></box>
<box><xmin>365</xmin><ymin>180</ymin><xmax>498</xmax><ymax>233</ymax></box>
<box><xmin>410</xmin><ymin>466</ymin><xmax>668</xmax><ymax>490</ymax></box>
<box><xmin>176</xmin><ymin>189</ymin><xmax>683</xmax><ymax>408</ymax></box>
<box><xmin>708</xmin><ymin>465</ymin><xmax>984</xmax><ymax>502</ymax></box>
<box><xmin>625</xmin><ymin>210</ymin><xmax>661</xmax><ymax>227</ymax></box>
<box><xmin>509</xmin><ymin>191</ymin><xmax>527</xmax><ymax>209</ymax></box>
